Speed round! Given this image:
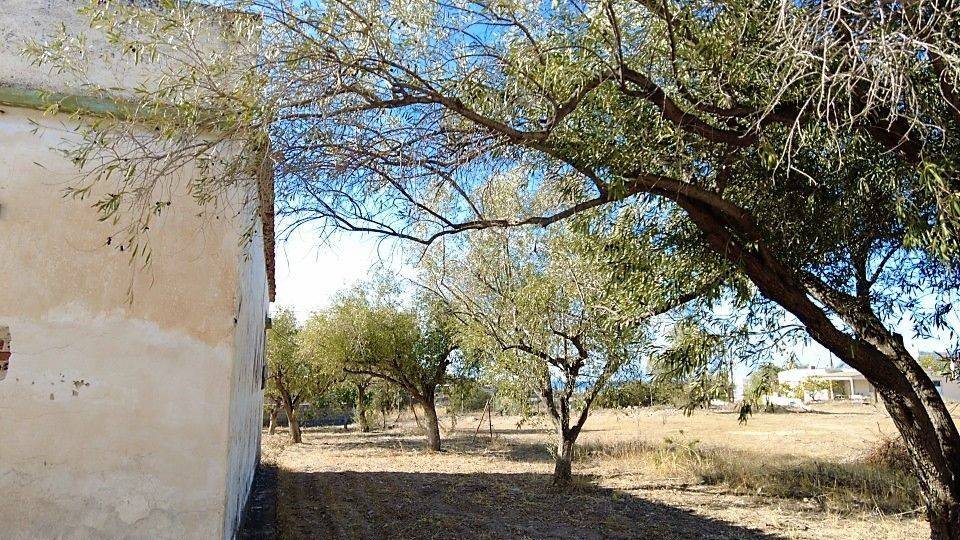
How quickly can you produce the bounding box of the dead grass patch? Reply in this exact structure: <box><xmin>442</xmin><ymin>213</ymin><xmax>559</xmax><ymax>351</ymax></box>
<box><xmin>575</xmin><ymin>435</ymin><xmax>921</xmax><ymax>515</ymax></box>
<box><xmin>860</xmin><ymin>435</ymin><xmax>913</xmax><ymax>471</ymax></box>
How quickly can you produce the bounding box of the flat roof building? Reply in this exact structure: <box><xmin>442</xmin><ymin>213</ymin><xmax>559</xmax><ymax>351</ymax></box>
<box><xmin>772</xmin><ymin>367</ymin><xmax>960</xmax><ymax>405</ymax></box>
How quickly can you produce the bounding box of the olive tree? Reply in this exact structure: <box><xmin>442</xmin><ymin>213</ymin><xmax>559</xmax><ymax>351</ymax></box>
<box><xmin>424</xmin><ymin>223</ymin><xmax>720</xmax><ymax>484</ymax></box>
<box><xmin>243</xmin><ymin>4</ymin><xmax>960</xmax><ymax>531</ymax></box>
<box><xmin>266</xmin><ymin>308</ymin><xmax>340</xmax><ymax>443</ymax></box>
<box><xmin>745</xmin><ymin>362</ymin><xmax>783</xmax><ymax>411</ymax></box>
<box><xmin>321</xmin><ymin>283</ymin><xmax>457</xmax><ymax>451</ymax></box>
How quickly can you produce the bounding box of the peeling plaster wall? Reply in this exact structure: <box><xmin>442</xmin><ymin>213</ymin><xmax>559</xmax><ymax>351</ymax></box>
<box><xmin>0</xmin><ymin>104</ymin><xmax>266</xmax><ymax>538</ymax></box>
<box><xmin>0</xmin><ymin>4</ymin><xmax>268</xmax><ymax>537</ymax></box>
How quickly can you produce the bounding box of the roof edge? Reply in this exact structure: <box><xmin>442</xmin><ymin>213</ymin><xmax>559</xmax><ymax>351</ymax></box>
<box><xmin>0</xmin><ymin>83</ymin><xmax>276</xmax><ymax>301</ymax></box>
<box><xmin>0</xmin><ymin>84</ymin><xmax>137</xmax><ymax>118</ymax></box>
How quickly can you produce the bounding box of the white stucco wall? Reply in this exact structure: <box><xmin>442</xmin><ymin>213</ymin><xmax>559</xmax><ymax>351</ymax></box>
<box><xmin>0</xmin><ymin>108</ymin><xmax>266</xmax><ymax>539</ymax></box>
<box><xmin>222</xmin><ymin>222</ymin><xmax>270</xmax><ymax>539</ymax></box>
<box><xmin>0</xmin><ymin>3</ymin><xmax>268</xmax><ymax>537</ymax></box>
<box><xmin>851</xmin><ymin>379</ymin><xmax>875</xmax><ymax>398</ymax></box>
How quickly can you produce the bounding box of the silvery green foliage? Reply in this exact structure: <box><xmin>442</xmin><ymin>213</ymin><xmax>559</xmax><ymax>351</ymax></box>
<box><xmin>422</xmin><ymin>216</ymin><xmax>721</xmax><ymax>426</ymax></box>
<box><xmin>24</xmin><ymin>0</ymin><xmax>267</xmax><ymax>262</ymax></box>
<box><xmin>29</xmin><ymin>1</ymin><xmax>960</xmax><ymax>343</ymax></box>
<box><xmin>266</xmin><ymin>308</ymin><xmax>341</xmax><ymax>412</ymax></box>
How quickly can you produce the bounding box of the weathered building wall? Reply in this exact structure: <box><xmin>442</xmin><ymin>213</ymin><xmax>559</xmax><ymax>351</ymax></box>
<box><xmin>0</xmin><ymin>104</ymin><xmax>266</xmax><ymax>539</ymax></box>
<box><xmin>933</xmin><ymin>377</ymin><xmax>960</xmax><ymax>402</ymax></box>
<box><xmin>222</xmin><ymin>222</ymin><xmax>270</xmax><ymax>538</ymax></box>
<box><xmin>0</xmin><ymin>0</ymin><xmax>235</xmax><ymax>99</ymax></box>
<box><xmin>851</xmin><ymin>379</ymin><xmax>875</xmax><ymax>399</ymax></box>
<box><xmin>0</xmin><ymin>3</ymin><xmax>269</xmax><ymax>538</ymax></box>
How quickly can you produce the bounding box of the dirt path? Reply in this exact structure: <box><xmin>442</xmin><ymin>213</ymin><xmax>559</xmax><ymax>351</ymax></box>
<box><xmin>261</xmin><ymin>408</ymin><xmax>927</xmax><ymax>540</ymax></box>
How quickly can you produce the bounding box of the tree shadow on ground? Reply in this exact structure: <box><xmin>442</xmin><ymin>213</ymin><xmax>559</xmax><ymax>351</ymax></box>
<box><xmin>292</xmin><ymin>426</ymin><xmax>553</xmax><ymax>454</ymax></box>
<box><xmin>290</xmin><ymin>427</ymin><xmax>436</xmax><ymax>452</ymax></box>
<box><xmin>502</xmin><ymin>440</ymin><xmax>555</xmax><ymax>463</ymax></box>
<box><xmin>290</xmin><ymin>427</ymin><xmax>588</xmax><ymax>465</ymax></box>
<box><xmin>277</xmin><ymin>469</ymin><xmax>787</xmax><ymax>540</ymax></box>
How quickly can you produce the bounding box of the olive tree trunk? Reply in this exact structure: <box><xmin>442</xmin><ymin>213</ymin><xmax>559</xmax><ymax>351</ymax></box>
<box><xmin>867</xmin><ymin>342</ymin><xmax>960</xmax><ymax>540</ymax></box>
<box><xmin>681</xmin><ymin>201</ymin><xmax>960</xmax><ymax>539</ymax></box>
<box><xmin>540</xmin><ymin>375</ymin><xmax>594</xmax><ymax>487</ymax></box>
<box><xmin>275</xmin><ymin>382</ymin><xmax>302</xmax><ymax>444</ymax></box>
<box><xmin>286</xmin><ymin>408</ymin><xmax>302</xmax><ymax>443</ymax></box>
<box><xmin>355</xmin><ymin>381</ymin><xmax>370</xmax><ymax>433</ymax></box>
<box><xmin>268</xmin><ymin>407</ymin><xmax>279</xmax><ymax>435</ymax></box>
<box><xmin>554</xmin><ymin>435</ymin><xmax>576</xmax><ymax>485</ymax></box>
<box><xmin>420</xmin><ymin>397</ymin><xmax>442</xmax><ymax>452</ymax></box>
<box><xmin>343</xmin><ymin>349</ymin><xmax>454</xmax><ymax>452</ymax></box>
<box><xmin>776</xmin><ymin>283</ymin><xmax>960</xmax><ymax>540</ymax></box>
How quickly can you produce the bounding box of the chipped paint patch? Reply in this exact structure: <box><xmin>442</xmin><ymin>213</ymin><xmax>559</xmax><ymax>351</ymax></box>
<box><xmin>0</xmin><ymin>325</ymin><xmax>10</xmax><ymax>382</ymax></box>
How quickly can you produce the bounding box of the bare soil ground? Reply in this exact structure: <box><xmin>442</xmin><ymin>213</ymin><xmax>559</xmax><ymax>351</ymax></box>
<box><xmin>261</xmin><ymin>403</ymin><xmax>935</xmax><ymax>540</ymax></box>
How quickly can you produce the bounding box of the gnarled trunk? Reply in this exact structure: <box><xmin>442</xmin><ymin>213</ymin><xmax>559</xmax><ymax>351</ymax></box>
<box><xmin>680</xmin><ymin>201</ymin><xmax>960</xmax><ymax>539</ymax></box>
<box><xmin>882</xmin><ymin>381</ymin><xmax>960</xmax><ymax>540</ymax></box>
<box><xmin>420</xmin><ymin>397</ymin><xmax>442</xmax><ymax>452</ymax></box>
<box><xmin>275</xmin><ymin>381</ymin><xmax>302</xmax><ymax>444</ymax></box>
<box><xmin>929</xmin><ymin>508</ymin><xmax>960</xmax><ymax>540</ymax></box>
<box><xmin>540</xmin><ymin>372</ymin><xmax>593</xmax><ymax>487</ymax></box>
<box><xmin>554</xmin><ymin>435</ymin><xmax>575</xmax><ymax>486</ymax></box>
<box><xmin>355</xmin><ymin>382</ymin><xmax>370</xmax><ymax>433</ymax></box>
<box><xmin>866</xmin><ymin>342</ymin><xmax>960</xmax><ymax>540</ymax></box>
<box><xmin>286</xmin><ymin>408</ymin><xmax>302</xmax><ymax>444</ymax></box>
<box><xmin>268</xmin><ymin>408</ymin><xmax>279</xmax><ymax>435</ymax></box>
<box><xmin>778</xmin><ymin>289</ymin><xmax>960</xmax><ymax>539</ymax></box>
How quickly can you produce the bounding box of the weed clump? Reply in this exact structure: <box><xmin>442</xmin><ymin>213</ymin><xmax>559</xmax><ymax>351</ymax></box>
<box><xmin>861</xmin><ymin>436</ymin><xmax>913</xmax><ymax>471</ymax></box>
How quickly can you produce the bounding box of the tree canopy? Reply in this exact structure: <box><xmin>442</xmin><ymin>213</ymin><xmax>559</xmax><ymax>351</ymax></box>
<box><xmin>266</xmin><ymin>308</ymin><xmax>341</xmax><ymax>442</ymax></box>
<box><xmin>423</xmin><ymin>219</ymin><xmax>722</xmax><ymax>482</ymax></box>
<box><xmin>321</xmin><ymin>280</ymin><xmax>458</xmax><ymax>450</ymax></box>
<box><xmin>28</xmin><ymin>1</ymin><xmax>960</xmax><ymax>535</ymax></box>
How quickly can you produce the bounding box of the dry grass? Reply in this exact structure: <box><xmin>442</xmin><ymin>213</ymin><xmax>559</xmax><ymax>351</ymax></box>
<box><xmin>861</xmin><ymin>435</ymin><xmax>913</xmax><ymax>471</ymax></box>
<box><xmin>575</xmin><ymin>436</ymin><xmax>920</xmax><ymax>515</ymax></box>
<box><xmin>263</xmin><ymin>403</ymin><xmax>939</xmax><ymax>540</ymax></box>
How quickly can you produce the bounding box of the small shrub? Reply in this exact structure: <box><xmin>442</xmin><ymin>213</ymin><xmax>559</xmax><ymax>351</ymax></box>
<box><xmin>861</xmin><ymin>436</ymin><xmax>913</xmax><ymax>471</ymax></box>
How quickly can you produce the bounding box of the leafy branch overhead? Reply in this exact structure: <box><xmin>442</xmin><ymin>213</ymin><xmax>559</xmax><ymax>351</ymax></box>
<box><xmin>29</xmin><ymin>0</ymin><xmax>960</xmax><ymax>535</ymax></box>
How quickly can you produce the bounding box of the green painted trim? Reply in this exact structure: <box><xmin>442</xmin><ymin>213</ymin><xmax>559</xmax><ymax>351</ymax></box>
<box><xmin>0</xmin><ymin>85</ymin><xmax>136</xmax><ymax>119</ymax></box>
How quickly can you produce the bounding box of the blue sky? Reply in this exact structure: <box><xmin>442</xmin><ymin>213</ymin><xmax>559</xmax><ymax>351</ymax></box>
<box><xmin>274</xmin><ymin>230</ymin><xmax>954</xmax><ymax>372</ymax></box>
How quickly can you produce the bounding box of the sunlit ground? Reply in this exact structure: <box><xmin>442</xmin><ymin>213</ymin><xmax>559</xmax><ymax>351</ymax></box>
<box><xmin>262</xmin><ymin>403</ymin><xmax>934</xmax><ymax>539</ymax></box>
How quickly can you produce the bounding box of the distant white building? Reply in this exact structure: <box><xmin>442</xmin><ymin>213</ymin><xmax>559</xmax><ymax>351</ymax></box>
<box><xmin>769</xmin><ymin>367</ymin><xmax>960</xmax><ymax>406</ymax></box>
